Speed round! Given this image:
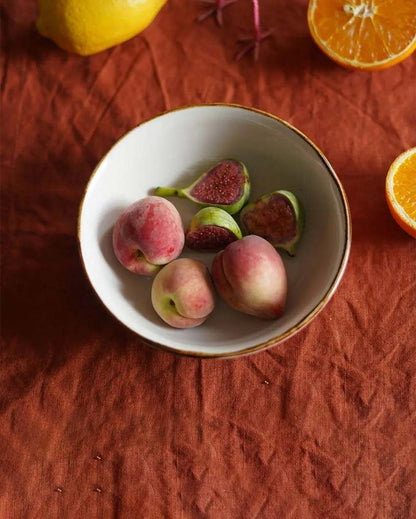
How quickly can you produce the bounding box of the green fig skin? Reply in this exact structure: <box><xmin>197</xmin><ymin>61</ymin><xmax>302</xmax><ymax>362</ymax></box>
<box><xmin>186</xmin><ymin>207</ymin><xmax>242</xmax><ymax>251</ymax></box>
<box><xmin>155</xmin><ymin>159</ymin><xmax>250</xmax><ymax>215</ymax></box>
<box><xmin>240</xmin><ymin>190</ymin><xmax>304</xmax><ymax>256</ymax></box>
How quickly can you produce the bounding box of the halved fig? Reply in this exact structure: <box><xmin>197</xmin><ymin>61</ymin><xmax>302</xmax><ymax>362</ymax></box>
<box><xmin>240</xmin><ymin>190</ymin><xmax>304</xmax><ymax>256</ymax></box>
<box><xmin>154</xmin><ymin>159</ymin><xmax>250</xmax><ymax>215</ymax></box>
<box><xmin>186</xmin><ymin>207</ymin><xmax>242</xmax><ymax>251</ymax></box>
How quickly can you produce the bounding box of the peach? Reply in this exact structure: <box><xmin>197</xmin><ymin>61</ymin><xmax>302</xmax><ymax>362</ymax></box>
<box><xmin>151</xmin><ymin>258</ymin><xmax>215</xmax><ymax>328</ymax></box>
<box><xmin>211</xmin><ymin>235</ymin><xmax>287</xmax><ymax>319</ymax></box>
<box><xmin>113</xmin><ymin>196</ymin><xmax>184</xmax><ymax>276</ymax></box>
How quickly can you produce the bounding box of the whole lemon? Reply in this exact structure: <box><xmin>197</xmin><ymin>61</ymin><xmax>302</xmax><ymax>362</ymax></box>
<box><xmin>37</xmin><ymin>0</ymin><xmax>167</xmax><ymax>56</ymax></box>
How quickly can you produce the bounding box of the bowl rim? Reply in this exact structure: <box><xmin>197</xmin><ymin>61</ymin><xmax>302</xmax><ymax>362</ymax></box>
<box><xmin>77</xmin><ymin>103</ymin><xmax>352</xmax><ymax>359</ymax></box>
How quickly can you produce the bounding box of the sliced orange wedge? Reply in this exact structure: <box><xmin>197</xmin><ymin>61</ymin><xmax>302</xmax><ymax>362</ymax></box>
<box><xmin>386</xmin><ymin>148</ymin><xmax>416</xmax><ymax>238</ymax></box>
<box><xmin>308</xmin><ymin>0</ymin><xmax>416</xmax><ymax>70</ymax></box>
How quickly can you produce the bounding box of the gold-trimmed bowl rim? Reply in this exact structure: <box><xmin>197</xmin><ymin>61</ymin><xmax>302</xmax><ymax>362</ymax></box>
<box><xmin>78</xmin><ymin>103</ymin><xmax>352</xmax><ymax>359</ymax></box>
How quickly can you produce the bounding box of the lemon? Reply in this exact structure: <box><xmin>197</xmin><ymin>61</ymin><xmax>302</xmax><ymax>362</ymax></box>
<box><xmin>37</xmin><ymin>0</ymin><xmax>167</xmax><ymax>56</ymax></box>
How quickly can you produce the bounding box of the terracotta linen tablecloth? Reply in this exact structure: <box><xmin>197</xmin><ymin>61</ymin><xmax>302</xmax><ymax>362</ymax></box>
<box><xmin>1</xmin><ymin>1</ymin><xmax>415</xmax><ymax>518</ymax></box>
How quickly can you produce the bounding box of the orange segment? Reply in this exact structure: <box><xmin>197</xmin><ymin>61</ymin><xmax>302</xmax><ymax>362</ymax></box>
<box><xmin>308</xmin><ymin>0</ymin><xmax>416</xmax><ymax>70</ymax></box>
<box><xmin>386</xmin><ymin>148</ymin><xmax>416</xmax><ymax>238</ymax></box>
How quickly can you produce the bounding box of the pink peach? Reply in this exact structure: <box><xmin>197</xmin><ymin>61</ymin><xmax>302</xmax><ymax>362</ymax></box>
<box><xmin>113</xmin><ymin>196</ymin><xmax>184</xmax><ymax>276</ymax></box>
<box><xmin>151</xmin><ymin>258</ymin><xmax>215</xmax><ymax>328</ymax></box>
<box><xmin>211</xmin><ymin>235</ymin><xmax>287</xmax><ymax>319</ymax></box>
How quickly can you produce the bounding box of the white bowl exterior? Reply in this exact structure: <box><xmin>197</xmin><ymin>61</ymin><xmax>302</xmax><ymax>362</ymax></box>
<box><xmin>79</xmin><ymin>106</ymin><xmax>349</xmax><ymax>356</ymax></box>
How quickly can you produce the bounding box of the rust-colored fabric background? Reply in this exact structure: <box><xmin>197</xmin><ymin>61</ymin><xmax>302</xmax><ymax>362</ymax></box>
<box><xmin>1</xmin><ymin>1</ymin><xmax>416</xmax><ymax>518</ymax></box>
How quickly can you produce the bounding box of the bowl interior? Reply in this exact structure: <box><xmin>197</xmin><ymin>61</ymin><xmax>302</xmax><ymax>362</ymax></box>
<box><xmin>79</xmin><ymin>105</ymin><xmax>349</xmax><ymax>356</ymax></box>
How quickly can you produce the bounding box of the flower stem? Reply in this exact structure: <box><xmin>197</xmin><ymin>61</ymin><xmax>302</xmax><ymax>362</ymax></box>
<box><xmin>252</xmin><ymin>0</ymin><xmax>260</xmax><ymax>35</ymax></box>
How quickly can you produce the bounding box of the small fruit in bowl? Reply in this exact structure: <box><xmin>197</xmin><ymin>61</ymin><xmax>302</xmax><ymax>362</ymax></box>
<box><xmin>240</xmin><ymin>190</ymin><xmax>304</xmax><ymax>255</ymax></box>
<box><xmin>186</xmin><ymin>207</ymin><xmax>242</xmax><ymax>251</ymax></box>
<box><xmin>151</xmin><ymin>258</ymin><xmax>215</xmax><ymax>328</ymax></box>
<box><xmin>211</xmin><ymin>235</ymin><xmax>287</xmax><ymax>319</ymax></box>
<box><xmin>113</xmin><ymin>196</ymin><xmax>184</xmax><ymax>276</ymax></box>
<box><xmin>155</xmin><ymin>159</ymin><xmax>250</xmax><ymax>214</ymax></box>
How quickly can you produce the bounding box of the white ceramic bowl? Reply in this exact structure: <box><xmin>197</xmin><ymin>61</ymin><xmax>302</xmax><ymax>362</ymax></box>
<box><xmin>78</xmin><ymin>105</ymin><xmax>351</xmax><ymax>358</ymax></box>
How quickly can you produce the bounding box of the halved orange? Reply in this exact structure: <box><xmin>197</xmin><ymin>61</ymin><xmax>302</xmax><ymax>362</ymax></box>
<box><xmin>386</xmin><ymin>148</ymin><xmax>416</xmax><ymax>238</ymax></box>
<box><xmin>308</xmin><ymin>0</ymin><xmax>416</xmax><ymax>70</ymax></box>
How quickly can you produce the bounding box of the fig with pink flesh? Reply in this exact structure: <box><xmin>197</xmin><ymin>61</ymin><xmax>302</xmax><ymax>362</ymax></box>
<box><xmin>154</xmin><ymin>159</ymin><xmax>250</xmax><ymax>215</ymax></box>
<box><xmin>186</xmin><ymin>207</ymin><xmax>242</xmax><ymax>251</ymax></box>
<box><xmin>240</xmin><ymin>190</ymin><xmax>304</xmax><ymax>256</ymax></box>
